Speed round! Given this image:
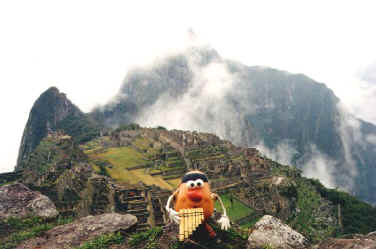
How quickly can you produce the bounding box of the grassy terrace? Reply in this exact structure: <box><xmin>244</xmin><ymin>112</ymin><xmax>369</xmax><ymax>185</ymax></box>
<box><xmin>214</xmin><ymin>193</ymin><xmax>254</xmax><ymax>226</ymax></box>
<box><xmin>131</xmin><ymin>137</ymin><xmax>160</xmax><ymax>157</ymax></box>
<box><xmin>88</xmin><ymin>147</ymin><xmax>148</xmax><ymax>184</ymax></box>
<box><xmin>83</xmin><ymin>136</ymin><xmax>186</xmax><ymax>190</ymax></box>
<box><xmin>87</xmin><ymin>146</ymin><xmax>176</xmax><ymax>190</ymax></box>
<box><xmin>166</xmin><ymin>178</ymin><xmax>181</xmax><ymax>188</ymax></box>
<box><xmin>132</xmin><ymin>169</ymin><xmax>173</xmax><ymax>190</ymax></box>
<box><xmin>94</xmin><ymin>147</ymin><xmax>147</xmax><ymax>168</ymax></box>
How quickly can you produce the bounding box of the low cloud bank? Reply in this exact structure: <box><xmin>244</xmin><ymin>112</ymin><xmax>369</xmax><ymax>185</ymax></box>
<box><xmin>97</xmin><ymin>46</ymin><xmax>376</xmax><ymax>197</ymax></box>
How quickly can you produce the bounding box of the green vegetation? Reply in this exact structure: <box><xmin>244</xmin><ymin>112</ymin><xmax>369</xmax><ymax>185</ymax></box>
<box><xmin>289</xmin><ymin>179</ymin><xmax>329</xmax><ymax>243</ymax></box>
<box><xmin>310</xmin><ymin>178</ymin><xmax>376</xmax><ymax>235</ymax></box>
<box><xmin>94</xmin><ymin>147</ymin><xmax>147</xmax><ymax>168</ymax></box>
<box><xmin>0</xmin><ymin>216</ymin><xmax>73</xmax><ymax>249</ymax></box>
<box><xmin>215</xmin><ymin>193</ymin><xmax>254</xmax><ymax>222</ymax></box>
<box><xmin>239</xmin><ymin>217</ymin><xmax>261</xmax><ymax>229</ymax></box>
<box><xmin>128</xmin><ymin>227</ymin><xmax>162</xmax><ymax>249</ymax></box>
<box><xmin>187</xmin><ymin>146</ymin><xmax>226</xmax><ymax>160</ymax></box>
<box><xmin>57</xmin><ymin>113</ymin><xmax>100</xmax><ymax>144</ymax></box>
<box><xmin>86</xmin><ymin>143</ymin><xmax>175</xmax><ymax>189</ymax></box>
<box><xmin>0</xmin><ymin>223</ymin><xmax>54</xmax><ymax>249</ymax></box>
<box><xmin>91</xmin><ymin>147</ymin><xmax>149</xmax><ymax>184</ymax></box>
<box><xmin>131</xmin><ymin>137</ymin><xmax>160</xmax><ymax>157</ymax></box>
<box><xmin>19</xmin><ymin>136</ymin><xmax>86</xmax><ymax>180</ymax></box>
<box><xmin>262</xmin><ymin>244</ymin><xmax>275</xmax><ymax>249</ymax></box>
<box><xmin>76</xmin><ymin>232</ymin><xmax>123</xmax><ymax>249</ymax></box>
<box><xmin>115</xmin><ymin>123</ymin><xmax>140</xmax><ymax>132</ymax></box>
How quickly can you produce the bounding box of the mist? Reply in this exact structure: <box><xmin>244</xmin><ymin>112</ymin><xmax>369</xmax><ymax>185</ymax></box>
<box><xmin>94</xmin><ymin>45</ymin><xmax>376</xmax><ymax>201</ymax></box>
<box><xmin>134</xmin><ymin>49</ymin><xmax>244</xmax><ymax>143</ymax></box>
<box><xmin>359</xmin><ymin>62</ymin><xmax>376</xmax><ymax>85</ymax></box>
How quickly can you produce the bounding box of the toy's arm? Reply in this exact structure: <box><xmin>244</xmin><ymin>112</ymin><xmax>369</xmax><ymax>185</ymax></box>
<box><xmin>212</xmin><ymin>193</ymin><xmax>231</xmax><ymax>231</ymax></box>
<box><xmin>165</xmin><ymin>190</ymin><xmax>180</xmax><ymax>224</ymax></box>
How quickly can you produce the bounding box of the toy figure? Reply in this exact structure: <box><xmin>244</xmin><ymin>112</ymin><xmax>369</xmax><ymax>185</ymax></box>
<box><xmin>165</xmin><ymin>170</ymin><xmax>231</xmax><ymax>238</ymax></box>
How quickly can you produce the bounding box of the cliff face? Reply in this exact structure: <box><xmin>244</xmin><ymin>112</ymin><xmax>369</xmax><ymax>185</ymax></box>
<box><xmin>91</xmin><ymin>47</ymin><xmax>376</xmax><ymax>204</ymax></box>
<box><xmin>16</xmin><ymin>87</ymin><xmax>99</xmax><ymax>170</ymax></box>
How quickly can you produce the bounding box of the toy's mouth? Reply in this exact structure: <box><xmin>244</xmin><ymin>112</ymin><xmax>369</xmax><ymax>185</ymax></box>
<box><xmin>187</xmin><ymin>189</ymin><xmax>203</xmax><ymax>202</ymax></box>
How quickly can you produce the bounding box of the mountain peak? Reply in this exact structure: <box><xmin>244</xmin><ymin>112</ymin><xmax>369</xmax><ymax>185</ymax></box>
<box><xmin>16</xmin><ymin>87</ymin><xmax>99</xmax><ymax>170</ymax></box>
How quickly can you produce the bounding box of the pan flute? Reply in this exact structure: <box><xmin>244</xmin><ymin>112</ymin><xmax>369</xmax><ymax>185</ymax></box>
<box><xmin>179</xmin><ymin>208</ymin><xmax>204</xmax><ymax>241</ymax></box>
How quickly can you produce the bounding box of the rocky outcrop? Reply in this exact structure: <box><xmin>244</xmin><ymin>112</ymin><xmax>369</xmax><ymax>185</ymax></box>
<box><xmin>16</xmin><ymin>87</ymin><xmax>99</xmax><ymax>170</ymax></box>
<box><xmin>247</xmin><ymin>215</ymin><xmax>307</xmax><ymax>249</ymax></box>
<box><xmin>317</xmin><ymin>232</ymin><xmax>376</xmax><ymax>249</ymax></box>
<box><xmin>16</xmin><ymin>213</ymin><xmax>137</xmax><ymax>249</ymax></box>
<box><xmin>0</xmin><ymin>183</ymin><xmax>58</xmax><ymax>219</ymax></box>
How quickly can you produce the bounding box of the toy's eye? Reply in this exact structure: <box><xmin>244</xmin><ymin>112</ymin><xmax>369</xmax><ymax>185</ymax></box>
<box><xmin>187</xmin><ymin>180</ymin><xmax>196</xmax><ymax>189</ymax></box>
<box><xmin>195</xmin><ymin>179</ymin><xmax>204</xmax><ymax>187</ymax></box>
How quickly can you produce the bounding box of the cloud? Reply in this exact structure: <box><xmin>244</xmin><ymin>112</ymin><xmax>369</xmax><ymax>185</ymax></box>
<box><xmin>134</xmin><ymin>49</ymin><xmax>245</xmax><ymax>144</ymax></box>
<box><xmin>257</xmin><ymin>140</ymin><xmax>338</xmax><ymax>189</ymax></box>
<box><xmin>359</xmin><ymin>61</ymin><xmax>376</xmax><ymax>85</ymax></box>
<box><xmin>337</xmin><ymin>61</ymin><xmax>376</xmax><ymax>126</ymax></box>
<box><xmin>336</xmin><ymin>103</ymin><xmax>360</xmax><ymax>180</ymax></box>
<box><xmin>301</xmin><ymin>145</ymin><xmax>337</xmax><ymax>189</ymax></box>
<box><xmin>256</xmin><ymin>140</ymin><xmax>297</xmax><ymax>166</ymax></box>
<box><xmin>255</xmin><ymin>103</ymin><xmax>364</xmax><ymax>192</ymax></box>
<box><xmin>366</xmin><ymin>134</ymin><xmax>376</xmax><ymax>145</ymax></box>
<box><xmin>98</xmin><ymin>44</ymin><xmax>373</xmax><ymax>196</ymax></box>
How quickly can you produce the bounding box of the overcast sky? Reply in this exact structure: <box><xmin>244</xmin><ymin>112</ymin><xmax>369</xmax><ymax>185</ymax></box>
<box><xmin>1</xmin><ymin>0</ymin><xmax>375</xmax><ymax>173</ymax></box>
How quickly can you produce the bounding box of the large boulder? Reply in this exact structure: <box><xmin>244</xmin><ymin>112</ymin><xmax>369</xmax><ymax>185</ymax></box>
<box><xmin>317</xmin><ymin>232</ymin><xmax>376</xmax><ymax>249</ymax></box>
<box><xmin>16</xmin><ymin>213</ymin><xmax>137</xmax><ymax>249</ymax></box>
<box><xmin>0</xmin><ymin>183</ymin><xmax>58</xmax><ymax>219</ymax></box>
<box><xmin>247</xmin><ymin>215</ymin><xmax>307</xmax><ymax>249</ymax></box>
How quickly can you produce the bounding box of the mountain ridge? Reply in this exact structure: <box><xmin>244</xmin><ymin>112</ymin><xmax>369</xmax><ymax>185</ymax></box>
<box><xmin>16</xmin><ymin>87</ymin><xmax>100</xmax><ymax>171</ymax></box>
<box><xmin>2</xmin><ymin>86</ymin><xmax>376</xmax><ymax>248</ymax></box>
<box><xmin>90</xmin><ymin>46</ymin><xmax>376</xmax><ymax>204</ymax></box>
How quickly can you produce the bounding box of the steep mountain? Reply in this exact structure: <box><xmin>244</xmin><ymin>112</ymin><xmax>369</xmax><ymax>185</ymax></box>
<box><xmin>92</xmin><ymin>46</ymin><xmax>376</xmax><ymax>204</ymax></box>
<box><xmin>4</xmin><ymin>123</ymin><xmax>376</xmax><ymax>246</ymax></box>
<box><xmin>16</xmin><ymin>87</ymin><xmax>100</xmax><ymax>170</ymax></box>
<box><xmin>5</xmin><ymin>84</ymin><xmax>376</xmax><ymax>247</ymax></box>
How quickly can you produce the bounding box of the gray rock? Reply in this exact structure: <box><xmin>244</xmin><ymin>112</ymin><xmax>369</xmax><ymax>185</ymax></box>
<box><xmin>0</xmin><ymin>183</ymin><xmax>58</xmax><ymax>219</ymax></box>
<box><xmin>16</xmin><ymin>213</ymin><xmax>137</xmax><ymax>249</ymax></box>
<box><xmin>247</xmin><ymin>215</ymin><xmax>307</xmax><ymax>249</ymax></box>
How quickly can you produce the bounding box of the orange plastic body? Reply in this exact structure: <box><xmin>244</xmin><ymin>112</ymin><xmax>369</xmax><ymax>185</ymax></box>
<box><xmin>173</xmin><ymin>182</ymin><xmax>214</xmax><ymax>221</ymax></box>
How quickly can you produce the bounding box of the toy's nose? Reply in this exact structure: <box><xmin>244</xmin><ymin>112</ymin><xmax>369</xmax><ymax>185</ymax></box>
<box><xmin>187</xmin><ymin>190</ymin><xmax>202</xmax><ymax>202</ymax></box>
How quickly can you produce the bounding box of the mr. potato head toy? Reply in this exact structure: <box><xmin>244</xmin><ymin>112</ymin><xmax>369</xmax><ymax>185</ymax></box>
<box><xmin>165</xmin><ymin>170</ymin><xmax>231</xmax><ymax>238</ymax></box>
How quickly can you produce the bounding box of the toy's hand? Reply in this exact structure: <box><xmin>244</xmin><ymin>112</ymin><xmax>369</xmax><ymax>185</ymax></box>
<box><xmin>166</xmin><ymin>207</ymin><xmax>180</xmax><ymax>224</ymax></box>
<box><xmin>217</xmin><ymin>215</ymin><xmax>230</xmax><ymax>230</ymax></box>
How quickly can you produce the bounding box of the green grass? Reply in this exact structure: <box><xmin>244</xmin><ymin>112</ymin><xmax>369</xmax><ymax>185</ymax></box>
<box><xmin>0</xmin><ymin>224</ymin><xmax>54</xmax><ymax>249</ymax></box>
<box><xmin>94</xmin><ymin>147</ymin><xmax>147</xmax><ymax>168</ymax></box>
<box><xmin>0</xmin><ymin>216</ymin><xmax>73</xmax><ymax>249</ymax></box>
<box><xmin>289</xmin><ymin>178</ymin><xmax>336</xmax><ymax>243</ymax></box>
<box><xmin>132</xmin><ymin>137</ymin><xmax>160</xmax><ymax>156</ymax></box>
<box><xmin>239</xmin><ymin>218</ymin><xmax>260</xmax><ymax>229</ymax></box>
<box><xmin>76</xmin><ymin>232</ymin><xmax>124</xmax><ymax>249</ymax></box>
<box><xmin>128</xmin><ymin>227</ymin><xmax>162</xmax><ymax>248</ymax></box>
<box><xmin>215</xmin><ymin>193</ymin><xmax>254</xmax><ymax>221</ymax></box>
<box><xmin>88</xmin><ymin>146</ymin><xmax>174</xmax><ymax>190</ymax></box>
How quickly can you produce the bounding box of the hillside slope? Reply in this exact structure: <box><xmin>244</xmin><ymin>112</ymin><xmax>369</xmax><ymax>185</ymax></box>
<box><xmin>6</xmin><ymin>122</ymin><xmax>376</xmax><ymax>244</ymax></box>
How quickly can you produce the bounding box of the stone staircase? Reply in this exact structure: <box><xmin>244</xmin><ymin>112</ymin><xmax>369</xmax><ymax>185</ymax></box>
<box><xmin>115</xmin><ymin>188</ymin><xmax>151</xmax><ymax>232</ymax></box>
<box><xmin>148</xmin><ymin>187</ymin><xmax>171</xmax><ymax>227</ymax></box>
